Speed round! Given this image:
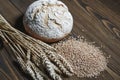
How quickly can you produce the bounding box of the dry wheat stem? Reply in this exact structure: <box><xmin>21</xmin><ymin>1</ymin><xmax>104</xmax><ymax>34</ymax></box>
<box><xmin>0</xmin><ymin>14</ymin><xmax>74</xmax><ymax>80</ymax></box>
<box><xmin>0</xmin><ymin>22</ymin><xmax>74</xmax><ymax>75</ymax></box>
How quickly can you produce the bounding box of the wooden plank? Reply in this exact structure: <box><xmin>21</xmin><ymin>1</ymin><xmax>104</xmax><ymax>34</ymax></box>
<box><xmin>61</xmin><ymin>1</ymin><xmax>120</xmax><ymax>80</ymax></box>
<box><xmin>0</xmin><ymin>0</ymin><xmax>120</xmax><ymax>80</ymax></box>
<box><xmin>74</xmin><ymin>0</ymin><xmax>120</xmax><ymax>76</ymax></box>
<box><xmin>0</xmin><ymin>48</ymin><xmax>24</xmax><ymax>80</ymax></box>
<box><xmin>9</xmin><ymin>0</ymin><xmax>35</xmax><ymax>13</ymax></box>
<box><xmin>100</xmin><ymin>0</ymin><xmax>120</xmax><ymax>15</ymax></box>
<box><xmin>0</xmin><ymin>0</ymin><xmax>22</xmax><ymax>25</ymax></box>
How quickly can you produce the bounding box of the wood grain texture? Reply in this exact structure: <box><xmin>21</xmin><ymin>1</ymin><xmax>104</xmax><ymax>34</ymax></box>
<box><xmin>0</xmin><ymin>0</ymin><xmax>120</xmax><ymax>80</ymax></box>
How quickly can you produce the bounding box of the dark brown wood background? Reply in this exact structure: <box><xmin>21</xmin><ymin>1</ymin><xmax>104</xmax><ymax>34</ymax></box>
<box><xmin>0</xmin><ymin>0</ymin><xmax>120</xmax><ymax>80</ymax></box>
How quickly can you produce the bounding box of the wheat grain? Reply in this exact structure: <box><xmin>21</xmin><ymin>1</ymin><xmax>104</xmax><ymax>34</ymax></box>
<box><xmin>52</xmin><ymin>36</ymin><xmax>108</xmax><ymax>78</ymax></box>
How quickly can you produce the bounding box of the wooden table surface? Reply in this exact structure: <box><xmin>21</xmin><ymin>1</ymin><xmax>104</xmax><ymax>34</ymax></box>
<box><xmin>0</xmin><ymin>0</ymin><xmax>120</xmax><ymax>80</ymax></box>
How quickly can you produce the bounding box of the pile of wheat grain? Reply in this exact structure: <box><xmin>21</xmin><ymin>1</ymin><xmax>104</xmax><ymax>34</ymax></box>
<box><xmin>52</xmin><ymin>37</ymin><xmax>108</xmax><ymax>78</ymax></box>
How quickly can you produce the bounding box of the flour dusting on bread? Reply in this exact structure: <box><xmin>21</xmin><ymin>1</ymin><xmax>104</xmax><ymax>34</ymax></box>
<box><xmin>23</xmin><ymin>0</ymin><xmax>73</xmax><ymax>42</ymax></box>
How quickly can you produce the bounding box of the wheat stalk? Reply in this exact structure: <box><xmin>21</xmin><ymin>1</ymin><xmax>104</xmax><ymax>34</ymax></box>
<box><xmin>0</xmin><ymin>14</ymin><xmax>74</xmax><ymax>80</ymax></box>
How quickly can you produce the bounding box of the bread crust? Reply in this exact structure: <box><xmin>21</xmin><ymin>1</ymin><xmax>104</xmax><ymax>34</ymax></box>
<box><xmin>24</xmin><ymin>24</ymin><xmax>69</xmax><ymax>43</ymax></box>
<box><xmin>23</xmin><ymin>0</ymin><xmax>73</xmax><ymax>43</ymax></box>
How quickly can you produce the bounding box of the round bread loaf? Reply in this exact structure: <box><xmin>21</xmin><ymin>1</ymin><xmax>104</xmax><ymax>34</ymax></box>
<box><xmin>23</xmin><ymin>0</ymin><xmax>73</xmax><ymax>43</ymax></box>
